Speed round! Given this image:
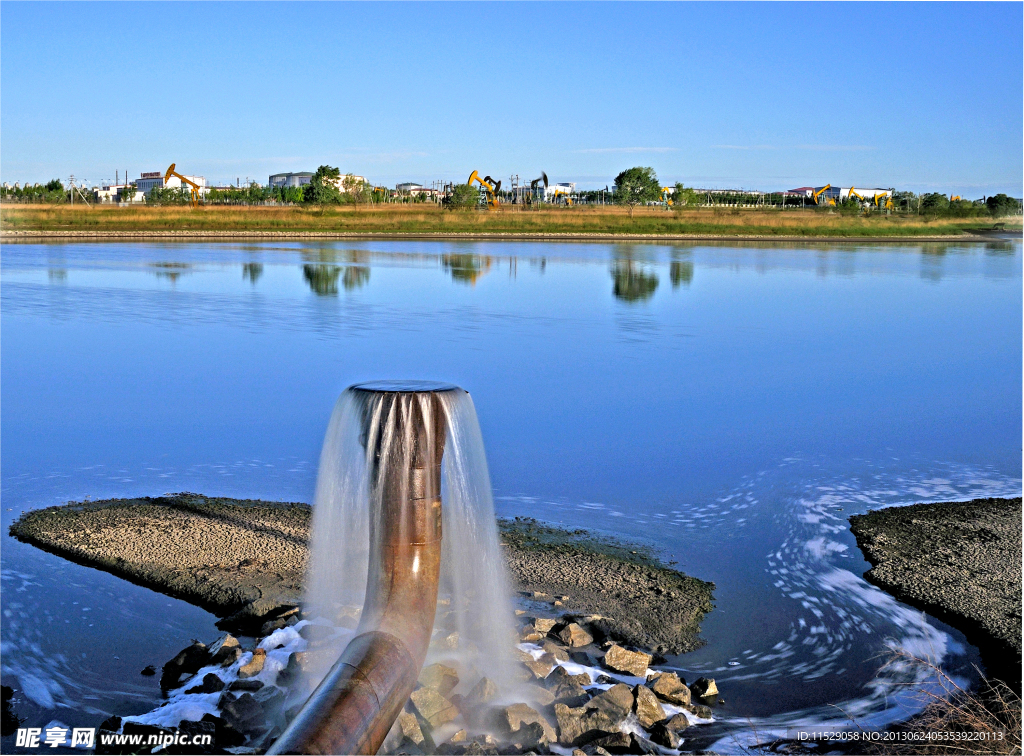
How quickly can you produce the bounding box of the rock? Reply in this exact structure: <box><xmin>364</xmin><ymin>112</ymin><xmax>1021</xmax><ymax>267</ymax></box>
<box><xmin>99</xmin><ymin>715</ymin><xmax>121</xmax><ymax>732</ymax></box>
<box><xmin>254</xmin><ymin>686</ymin><xmax>285</xmax><ymax>718</ymax></box>
<box><xmin>237</xmin><ymin>648</ymin><xmax>266</xmax><ymax>679</ymax></box>
<box><xmin>397</xmin><ymin>711</ymin><xmax>425</xmax><ymax>746</ymax></box>
<box><xmin>520</xmin><ymin>624</ymin><xmax>544</xmax><ymax>642</ymax></box>
<box><xmin>580</xmin><ymin>748</ymin><xmax>612</xmax><ymax>756</ymax></box>
<box><xmin>512</xmin><ymin>647</ymin><xmax>536</xmax><ymax>663</ymax></box>
<box><xmin>277</xmin><ymin>651</ymin><xmax>309</xmax><ymax>684</ymax></box>
<box><xmin>179</xmin><ymin>719</ymin><xmax>217</xmax><ymax>751</ymax></box>
<box><xmin>410</xmin><ymin>687</ymin><xmax>459</xmax><ymax>729</ymax></box>
<box><xmin>584</xmin><ymin>732</ymin><xmax>632</xmax><ymax>753</ymax></box>
<box><xmin>298</xmin><ymin>624</ymin><xmax>334</xmax><ymax>643</ymax></box>
<box><xmin>510</xmin><ymin>721</ymin><xmax>550</xmax><ymax>749</ymax></box>
<box><xmin>690</xmin><ymin>677</ymin><xmax>718</xmax><ymax>699</ymax></box>
<box><xmin>569</xmin><ymin>650</ymin><xmax>598</xmax><ymax>666</ymax></box>
<box><xmin>587</xmin><ymin>684</ymin><xmax>632</xmax><ymax>715</ymax></box>
<box><xmin>201</xmin><ymin>712</ymin><xmax>246</xmax><ymax>748</ymax></box>
<box><xmin>550</xmin><ymin>681</ymin><xmax>589</xmax><ymax>708</ymax></box>
<box><xmin>632</xmin><ymin>684</ymin><xmax>666</xmax><ymax>729</ymax></box>
<box><xmin>261</xmin><ymin>618</ymin><xmax>289</xmax><ymax>635</ymax></box>
<box><xmin>419</xmin><ymin>663</ymin><xmax>460</xmax><ymax>697</ymax></box>
<box><xmin>499</xmin><ymin>703</ymin><xmax>555</xmax><ymax>744</ymax></box>
<box><xmin>523</xmin><ymin>657</ymin><xmax>554</xmax><ymax>680</ymax></box>
<box><xmin>685</xmin><ymin>703</ymin><xmax>713</xmax><ymax>719</ymax></box>
<box><xmin>440</xmin><ymin>631</ymin><xmax>460</xmax><ymax>649</ymax></box>
<box><xmin>544</xmin><ymin>665</ymin><xmax>590</xmax><ymax>689</ymax></box>
<box><xmin>160</xmin><ymin>641</ymin><xmax>210</xmax><ymax>689</ymax></box>
<box><xmin>601</xmin><ymin>645</ymin><xmax>650</xmax><ymax>677</ymax></box>
<box><xmin>525</xmin><ymin>685</ymin><xmax>555</xmax><ymax>707</ymax></box>
<box><xmin>540</xmin><ymin>640</ymin><xmax>569</xmax><ymax>662</ymax></box>
<box><xmin>628</xmin><ymin>733</ymin><xmax>660</xmax><ymax>754</ymax></box>
<box><xmin>219</xmin><ymin>692</ymin><xmax>264</xmax><ymax>732</ymax></box>
<box><xmin>123</xmin><ymin>722</ymin><xmax>174</xmax><ymax>741</ymax></box>
<box><xmin>465</xmin><ymin>677</ymin><xmax>499</xmax><ymax>708</ymax></box>
<box><xmin>140</xmin><ymin>665</ymin><xmax>156</xmax><ymax>676</ymax></box>
<box><xmin>533</xmin><ymin>618</ymin><xmax>558</xmax><ymax>634</ymax></box>
<box><xmin>649</xmin><ymin>723</ymin><xmax>680</xmax><ymax>749</ymax></box>
<box><xmin>663</xmin><ymin>712</ymin><xmax>689</xmax><ymax>732</ymax></box>
<box><xmin>228</xmin><ymin>679</ymin><xmax>264</xmax><ymax>692</ymax></box>
<box><xmin>557</xmin><ymin>623</ymin><xmax>593</xmax><ymax>648</ymax></box>
<box><xmin>185</xmin><ymin>673</ymin><xmax>226</xmax><ymax>695</ymax></box>
<box><xmin>449</xmin><ymin>729</ymin><xmax>467</xmax><ymax>744</ymax></box>
<box><xmin>553</xmin><ymin>703</ymin><xmax>625</xmax><ymax>746</ymax></box>
<box><xmin>649</xmin><ymin>672</ymin><xmax>690</xmax><ymax>705</ymax></box>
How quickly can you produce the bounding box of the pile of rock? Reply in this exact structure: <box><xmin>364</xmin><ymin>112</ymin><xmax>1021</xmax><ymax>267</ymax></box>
<box><xmin>98</xmin><ymin>610</ymin><xmax>719</xmax><ymax>755</ymax></box>
<box><xmin>381</xmin><ymin>614</ymin><xmax>722</xmax><ymax>756</ymax></box>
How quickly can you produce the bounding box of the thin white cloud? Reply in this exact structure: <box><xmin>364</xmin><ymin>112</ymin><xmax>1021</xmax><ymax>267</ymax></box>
<box><xmin>573</xmin><ymin>147</ymin><xmax>679</xmax><ymax>154</ymax></box>
<box><xmin>712</xmin><ymin>144</ymin><xmax>876</xmax><ymax>152</ymax></box>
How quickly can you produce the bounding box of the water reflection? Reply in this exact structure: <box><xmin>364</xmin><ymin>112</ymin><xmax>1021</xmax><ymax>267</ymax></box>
<box><xmin>242</xmin><ymin>263</ymin><xmax>263</xmax><ymax>284</ymax></box>
<box><xmin>149</xmin><ymin>262</ymin><xmax>192</xmax><ymax>284</ymax></box>
<box><xmin>611</xmin><ymin>260</ymin><xmax>659</xmax><ymax>302</ymax></box>
<box><xmin>300</xmin><ymin>249</ymin><xmax>371</xmax><ymax>295</ymax></box>
<box><xmin>670</xmin><ymin>260</ymin><xmax>694</xmax><ymax>288</ymax></box>
<box><xmin>303</xmin><ymin>264</ymin><xmax>342</xmax><ymax>295</ymax></box>
<box><xmin>442</xmin><ymin>254</ymin><xmax>492</xmax><ymax>285</ymax></box>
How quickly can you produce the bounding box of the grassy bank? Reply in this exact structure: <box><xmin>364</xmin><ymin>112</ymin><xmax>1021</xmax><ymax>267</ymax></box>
<box><xmin>2</xmin><ymin>203</ymin><xmax>1017</xmax><ymax>238</ymax></box>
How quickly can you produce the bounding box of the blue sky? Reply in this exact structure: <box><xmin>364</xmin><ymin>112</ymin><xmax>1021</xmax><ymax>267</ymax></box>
<box><xmin>2</xmin><ymin>2</ymin><xmax>1021</xmax><ymax>195</ymax></box>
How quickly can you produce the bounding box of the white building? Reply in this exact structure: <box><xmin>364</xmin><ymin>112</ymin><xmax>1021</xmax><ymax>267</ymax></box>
<box><xmin>269</xmin><ymin>172</ymin><xmax>313</xmax><ymax>188</ymax></box>
<box><xmin>136</xmin><ymin>171</ymin><xmax>208</xmax><ymax>196</ymax></box>
<box><xmin>544</xmin><ymin>182</ymin><xmax>575</xmax><ymax>201</ymax></box>
<box><xmin>838</xmin><ymin>187</ymin><xmax>893</xmax><ymax>202</ymax></box>
<box><xmin>332</xmin><ymin>174</ymin><xmax>367</xmax><ymax>193</ymax></box>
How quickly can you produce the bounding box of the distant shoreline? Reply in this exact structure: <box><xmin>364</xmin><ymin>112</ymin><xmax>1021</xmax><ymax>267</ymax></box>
<box><xmin>0</xmin><ymin>229</ymin><xmax>1004</xmax><ymax>243</ymax></box>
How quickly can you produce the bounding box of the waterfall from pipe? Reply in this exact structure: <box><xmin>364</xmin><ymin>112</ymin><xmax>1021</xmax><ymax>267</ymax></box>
<box><xmin>299</xmin><ymin>386</ymin><xmax>519</xmax><ymax>707</ymax></box>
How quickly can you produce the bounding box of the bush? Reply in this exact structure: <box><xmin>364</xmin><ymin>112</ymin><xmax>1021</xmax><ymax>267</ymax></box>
<box><xmin>444</xmin><ymin>184</ymin><xmax>479</xmax><ymax>210</ymax></box>
<box><xmin>986</xmin><ymin>194</ymin><xmax>1021</xmax><ymax>218</ymax></box>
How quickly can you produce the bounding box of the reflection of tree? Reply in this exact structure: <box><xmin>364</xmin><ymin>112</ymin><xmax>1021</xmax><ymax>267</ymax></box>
<box><xmin>303</xmin><ymin>264</ymin><xmax>343</xmax><ymax>295</ymax></box>
<box><xmin>442</xmin><ymin>254</ymin><xmax>492</xmax><ymax>285</ymax></box>
<box><xmin>670</xmin><ymin>261</ymin><xmax>693</xmax><ymax>288</ymax></box>
<box><xmin>48</xmin><ymin>268</ymin><xmax>68</xmax><ymax>282</ymax></box>
<box><xmin>150</xmin><ymin>262</ymin><xmax>192</xmax><ymax>284</ymax></box>
<box><xmin>611</xmin><ymin>261</ymin><xmax>659</xmax><ymax>302</ymax></box>
<box><xmin>342</xmin><ymin>266</ymin><xmax>370</xmax><ymax>290</ymax></box>
<box><xmin>242</xmin><ymin>263</ymin><xmax>263</xmax><ymax>284</ymax></box>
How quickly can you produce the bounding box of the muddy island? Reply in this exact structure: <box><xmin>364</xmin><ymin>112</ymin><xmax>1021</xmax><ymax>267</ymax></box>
<box><xmin>8</xmin><ymin>493</ymin><xmax>714</xmax><ymax>656</ymax></box>
<box><xmin>849</xmin><ymin>496</ymin><xmax>1022</xmax><ymax>685</ymax></box>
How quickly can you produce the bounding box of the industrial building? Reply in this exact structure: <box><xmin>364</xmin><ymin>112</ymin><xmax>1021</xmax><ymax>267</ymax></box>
<box><xmin>269</xmin><ymin>172</ymin><xmax>313</xmax><ymax>188</ymax></box>
<box><xmin>136</xmin><ymin>170</ymin><xmax>207</xmax><ymax>195</ymax></box>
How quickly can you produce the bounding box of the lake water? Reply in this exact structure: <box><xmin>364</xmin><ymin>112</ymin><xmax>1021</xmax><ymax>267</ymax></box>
<box><xmin>2</xmin><ymin>239</ymin><xmax>1020</xmax><ymax>750</ymax></box>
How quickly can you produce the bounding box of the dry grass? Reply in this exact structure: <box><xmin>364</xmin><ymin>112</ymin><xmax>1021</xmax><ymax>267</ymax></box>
<box><xmin>858</xmin><ymin>650</ymin><xmax>1022</xmax><ymax>755</ymax></box>
<box><xmin>2</xmin><ymin>203</ymin><xmax>1015</xmax><ymax>237</ymax></box>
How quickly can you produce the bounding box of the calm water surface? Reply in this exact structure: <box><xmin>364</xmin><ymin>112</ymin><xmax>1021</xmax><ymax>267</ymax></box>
<box><xmin>2</xmin><ymin>239</ymin><xmax>1020</xmax><ymax>748</ymax></box>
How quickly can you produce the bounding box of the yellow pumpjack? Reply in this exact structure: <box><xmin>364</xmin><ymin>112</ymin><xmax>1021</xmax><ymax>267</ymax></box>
<box><xmin>164</xmin><ymin>164</ymin><xmax>202</xmax><ymax>208</ymax></box>
<box><xmin>467</xmin><ymin>170</ymin><xmax>501</xmax><ymax>209</ymax></box>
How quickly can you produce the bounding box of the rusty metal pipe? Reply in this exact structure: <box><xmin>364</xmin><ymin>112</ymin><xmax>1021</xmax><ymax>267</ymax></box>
<box><xmin>269</xmin><ymin>381</ymin><xmax>461</xmax><ymax>756</ymax></box>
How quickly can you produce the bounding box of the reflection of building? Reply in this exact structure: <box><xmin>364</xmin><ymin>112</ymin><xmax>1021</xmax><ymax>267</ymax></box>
<box><xmin>270</xmin><ymin>172</ymin><xmax>313</xmax><ymax>188</ymax></box>
<box><xmin>136</xmin><ymin>171</ymin><xmax>207</xmax><ymax>195</ymax></box>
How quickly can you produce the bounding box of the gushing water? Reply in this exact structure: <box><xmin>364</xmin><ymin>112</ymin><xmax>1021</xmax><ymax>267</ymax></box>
<box><xmin>300</xmin><ymin>385</ymin><xmax>519</xmax><ymax>703</ymax></box>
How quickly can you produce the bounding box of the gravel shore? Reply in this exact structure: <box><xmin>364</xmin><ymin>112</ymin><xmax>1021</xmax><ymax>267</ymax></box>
<box><xmin>9</xmin><ymin>493</ymin><xmax>713</xmax><ymax>655</ymax></box>
<box><xmin>849</xmin><ymin>496</ymin><xmax>1021</xmax><ymax>682</ymax></box>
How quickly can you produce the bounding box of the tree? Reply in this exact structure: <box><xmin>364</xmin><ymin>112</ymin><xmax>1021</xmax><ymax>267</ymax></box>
<box><xmin>444</xmin><ymin>183</ymin><xmax>480</xmax><ymax>210</ymax></box>
<box><xmin>120</xmin><ymin>183</ymin><xmax>137</xmax><ymax>203</ymax></box>
<box><xmin>45</xmin><ymin>179</ymin><xmax>63</xmax><ymax>192</ymax></box>
<box><xmin>304</xmin><ymin>165</ymin><xmax>342</xmax><ymax>211</ymax></box>
<box><xmin>671</xmin><ymin>182</ymin><xmax>703</xmax><ymax>209</ymax></box>
<box><xmin>341</xmin><ymin>174</ymin><xmax>372</xmax><ymax>209</ymax></box>
<box><xmin>920</xmin><ymin>193</ymin><xmax>950</xmax><ymax>215</ymax></box>
<box><xmin>986</xmin><ymin>194</ymin><xmax>1021</xmax><ymax>218</ymax></box>
<box><xmin>614</xmin><ymin>167</ymin><xmax>661</xmax><ymax>218</ymax></box>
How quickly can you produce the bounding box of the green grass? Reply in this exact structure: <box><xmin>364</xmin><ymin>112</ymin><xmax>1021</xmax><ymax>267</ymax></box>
<box><xmin>2</xmin><ymin>203</ymin><xmax>1017</xmax><ymax>238</ymax></box>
